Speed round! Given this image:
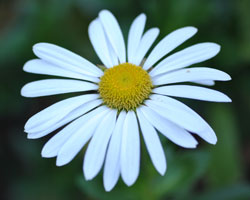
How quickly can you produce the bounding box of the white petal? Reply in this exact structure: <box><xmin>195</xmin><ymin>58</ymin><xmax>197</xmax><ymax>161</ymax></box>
<box><xmin>21</xmin><ymin>79</ymin><xmax>98</xmax><ymax>97</ymax></box>
<box><xmin>153</xmin><ymin>67</ymin><xmax>231</xmax><ymax>86</ymax></box>
<box><xmin>23</xmin><ymin>59</ymin><xmax>99</xmax><ymax>83</ymax></box>
<box><xmin>27</xmin><ymin>99</ymin><xmax>102</xmax><ymax>139</ymax></box>
<box><xmin>56</xmin><ymin>106</ymin><xmax>110</xmax><ymax>166</ymax></box>
<box><xmin>143</xmin><ymin>27</ymin><xmax>197</xmax><ymax>70</ymax></box>
<box><xmin>150</xmin><ymin>94</ymin><xmax>217</xmax><ymax>144</ymax></box>
<box><xmin>132</xmin><ymin>28</ymin><xmax>159</xmax><ymax>66</ymax></box>
<box><xmin>145</xmin><ymin>98</ymin><xmax>204</xmax><ymax>134</ymax></box>
<box><xmin>88</xmin><ymin>19</ymin><xmax>118</xmax><ymax>68</ymax></box>
<box><xmin>84</xmin><ymin>109</ymin><xmax>117</xmax><ymax>180</ymax></box>
<box><xmin>127</xmin><ymin>14</ymin><xmax>146</xmax><ymax>63</ymax></box>
<box><xmin>150</xmin><ymin>43</ymin><xmax>221</xmax><ymax>77</ymax></box>
<box><xmin>103</xmin><ymin>111</ymin><xmax>126</xmax><ymax>192</ymax></box>
<box><xmin>192</xmin><ymin>80</ymin><xmax>215</xmax><ymax>86</ymax></box>
<box><xmin>24</xmin><ymin>94</ymin><xmax>99</xmax><ymax>133</ymax></box>
<box><xmin>121</xmin><ymin>111</ymin><xmax>140</xmax><ymax>186</ymax></box>
<box><xmin>106</xmin><ymin>34</ymin><xmax>119</xmax><ymax>67</ymax></box>
<box><xmin>41</xmin><ymin>105</ymin><xmax>106</xmax><ymax>158</ymax></box>
<box><xmin>140</xmin><ymin>105</ymin><xmax>198</xmax><ymax>148</ymax></box>
<box><xmin>153</xmin><ymin>85</ymin><xmax>231</xmax><ymax>102</ymax></box>
<box><xmin>33</xmin><ymin>43</ymin><xmax>103</xmax><ymax>77</ymax></box>
<box><xmin>99</xmin><ymin>10</ymin><xmax>126</xmax><ymax>63</ymax></box>
<box><xmin>137</xmin><ymin>108</ymin><xmax>166</xmax><ymax>175</ymax></box>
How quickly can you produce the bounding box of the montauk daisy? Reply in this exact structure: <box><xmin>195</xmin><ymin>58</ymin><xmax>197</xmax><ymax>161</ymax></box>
<box><xmin>21</xmin><ymin>10</ymin><xmax>231</xmax><ymax>191</ymax></box>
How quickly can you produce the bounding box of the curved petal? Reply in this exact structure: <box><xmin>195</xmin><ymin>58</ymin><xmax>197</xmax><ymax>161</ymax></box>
<box><xmin>21</xmin><ymin>79</ymin><xmax>98</xmax><ymax>97</ymax></box>
<box><xmin>127</xmin><ymin>13</ymin><xmax>146</xmax><ymax>63</ymax></box>
<box><xmin>121</xmin><ymin>111</ymin><xmax>140</xmax><ymax>186</ymax></box>
<box><xmin>23</xmin><ymin>59</ymin><xmax>99</xmax><ymax>83</ymax></box>
<box><xmin>139</xmin><ymin>106</ymin><xmax>198</xmax><ymax>148</ymax></box>
<box><xmin>99</xmin><ymin>10</ymin><xmax>126</xmax><ymax>63</ymax></box>
<box><xmin>150</xmin><ymin>94</ymin><xmax>217</xmax><ymax>144</ymax></box>
<box><xmin>143</xmin><ymin>27</ymin><xmax>197</xmax><ymax>70</ymax></box>
<box><xmin>132</xmin><ymin>28</ymin><xmax>159</xmax><ymax>66</ymax></box>
<box><xmin>88</xmin><ymin>19</ymin><xmax>118</xmax><ymax>68</ymax></box>
<box><xmin>27</xmin><ymin>99</ymin><xmax>102</xmax><ymax>139</ymax></box>
<box><xmin>150</xmin><ymin>43</ymin><xmax>221</xmax><ymax>77</ymax></box>
<box><xmin>145</xmin><ymin>99</ymin><xmax>205</xmax><ymax>133</ymax></box>
<box><xmin>152</xmin><ymin>67</ymin><xmax>231</xmax><ymax>86</ymax></box>
<box><xmin>153</xmin><ymin>85</ymin><xmax>231</xmax><ymax>102</ymax></box>
<box><xmin>192</xmin><ymin>80</ymin><xmax>215</xmax><ymax>86</ymax></box>
<box><xmin>41</xmin><ymin>105</ymin><xmax>106</xmax><ymax>158</ymax></box>
<box><xmin>33</xmin><ymin>43</ymin><xmax>103</xmax><ymax>77</ymax></box>
<box><xmin>56</xmin><ymin>106</ymin><xmax>110</xmax><ymax>166</ymax></box>
<box><xmin>84</xmin><ymin>109</ymin><xmax>117</xmax><ymax>180</ymax></box>
<box><xmin>103</xmin><ymin>111</ymin><xmax>126</xmax><ymax>192</ymax></box>
<box><xmin>137</xmin><ymin>108</ymin><xmax>166</xmax><ymax>175</ymax></box>
<box><xmin>24</xmin><ymin>94</ymin><xmax>99</xmax><ymax>133</ymax></box>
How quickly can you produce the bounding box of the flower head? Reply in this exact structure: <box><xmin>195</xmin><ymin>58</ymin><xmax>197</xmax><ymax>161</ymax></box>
<box><xmin>21</xmin><ymin>10</ymin><xmax>231</xmax><ymax>191</ymax></box>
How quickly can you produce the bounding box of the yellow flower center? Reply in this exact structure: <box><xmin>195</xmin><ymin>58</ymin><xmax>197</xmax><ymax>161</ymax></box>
<box><xmin>99</xmin><ymin>63</ymin><xmax>152</xmax><ymax>110</ymax></box>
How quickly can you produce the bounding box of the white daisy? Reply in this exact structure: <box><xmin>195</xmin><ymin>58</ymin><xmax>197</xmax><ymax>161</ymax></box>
<box><xmin>21</xmin><ymin>10</ymin><xmax>231</xmax><ymax>191</ymax></box>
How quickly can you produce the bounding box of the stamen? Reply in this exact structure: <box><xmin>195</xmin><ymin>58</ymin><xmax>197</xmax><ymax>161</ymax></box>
<box><xmin>99</xmin><ymin>63</ymin><xmax>152</xmax><ymax>110</ymax></box>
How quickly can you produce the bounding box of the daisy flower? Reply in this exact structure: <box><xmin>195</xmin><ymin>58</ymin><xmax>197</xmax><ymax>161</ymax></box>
<box><xmin>21</xmin><ymin>10</ymin><xmax>231</xmax><ymax>191</ymax></box>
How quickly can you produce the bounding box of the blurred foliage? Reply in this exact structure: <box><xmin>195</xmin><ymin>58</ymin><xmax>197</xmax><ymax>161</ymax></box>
<box><xmin>1</xmin><ymin>0</ymin><xmax>250</xmax><ymax>199</ymax></box>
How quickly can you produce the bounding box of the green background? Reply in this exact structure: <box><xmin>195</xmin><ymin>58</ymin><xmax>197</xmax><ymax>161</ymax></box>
<box><xmin>1</xmin><ymin>0</ymin><xmax>250</xmax><ymax>199</ymax></box>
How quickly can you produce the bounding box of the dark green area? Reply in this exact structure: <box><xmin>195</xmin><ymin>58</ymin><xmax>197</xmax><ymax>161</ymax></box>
<box><xmin>1</xmin><ymin>0</ymin><xmax>249</xmax><ymax>199</ymax></box>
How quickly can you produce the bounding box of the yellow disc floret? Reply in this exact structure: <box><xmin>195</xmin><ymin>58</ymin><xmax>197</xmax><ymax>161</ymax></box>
<box><xmin>99</xmin><ymin>63</ymin><xmax>152</xmax><ymax>110</ymax></box>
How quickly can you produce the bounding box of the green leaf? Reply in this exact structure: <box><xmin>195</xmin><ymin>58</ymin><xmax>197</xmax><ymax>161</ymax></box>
<box><xmin>207</xmin><ymin>104</ymin><xmax>242</xmax><ymax>187</ymax></box>
<box><xmin>152</xmin><ymin>148</ymin><xmax>211</xmax><ymax>199</ymax></box>
<box><xmin>186</xmin><ymin>183</ymin><xmax>250</xmax><ymax>200</ymax></box>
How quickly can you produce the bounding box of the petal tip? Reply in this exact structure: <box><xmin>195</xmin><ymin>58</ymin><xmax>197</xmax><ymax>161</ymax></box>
<box><xmin>23</xmin><ymin>60</ymin><xmax>31</xmax><ymax>72</ymax></box>
<box><xmin>123</xmin><ymin>179</ymin><xmax>135</xmax><ymax>187</ymax></box>
<box><xmin>32</xmin><ymin>43</ymin><xmax>44</xmax><ymax>52</ymax></box>
<box><xmin>41</xmin><ymin>148</ymin><xmax>54</xmax><ymax>158</ymax></box>
<box><xmin>84</xmin><ymin>171</ymin><xmax>94</xmax><ymax>181</ymax></box>
<box><xmin>139</xmin><ymin>13</ymin><xmax>146</xmax><ymax>20</ymax></box>
<box><xmin>227</xmin><ymin>97</ymin><xmax>232</xmax><ymax>102</ymax></box>
<box><xmin>56</xmin><ymin>160</ymin><xmax>63</xmax><ymax>167</ymax></box>
<box><xmin>103</xmin><ymin>183</ymin><xmax>114</xmax><ymax>192</ymax></box>
<box><xmin>210</xmin><ymin>136</ymin><xmax>218</xmax><ymax>145</ymax></box>
<box><xmin>20</xmin><ymin>84</ymin><xmax>31</xmax><ymax>97</ymax></box>
<box><xmin>99</xmin><ymin>9</ymin><xmax>111</xmax><ymax>17</ymax></box>
<box><xmin>223</xmin><ymin>95</ymin><xmax>232</xmax><ymax>102</ymax></box>
<box><xmin>227</xmin><ymin>74</ymin><xmax>232</xmax><ymax>81</ymax></box>
<box><xmin>56</xmin><ymin>157</ymin><xmax>67</xmax><ymax>167</ymax></box>
<box><xmin>212</xmin><ymin>43</ymin><xmax>221</xmax><ymax>54</ymax></box>
<box><xmin>191</xmin><ymin>26</ymin><xmax>198</xmax><ymax>33</ymax></box>
<box><xmin>205</xmin><ymin>135</ymin><xmax>217</xmax><ymax>145</ymax></box>
<box><xmin>121</xmin><ymin>173</ymin><xmax>138</xmax><ymax>187</ymax></box>
<box><xmin>191</xmin><ymin>142</ymin><xmax>198</xmax><ymax>149</ymax></box>
<box><xmin>185</xmin><ymin>26</ymin><xmax>198</xmax><ymax>35</ymax></box>
<box><xmin>83</xmin><ymin>164</ymin><xmax>95</xmax><ymax>181</ymax></box>
<box><xmin>209</xmin><ymin>140</ymin><xmax>217</xmax><ymax>145</ymax></box>
<box><xmin>158</xmin><ymin>166</ymin><xmax>167</xmax><ymax>176</ymax></box>
<box><xmin>27</xmin><ymin>133</ymin><xmax>36</xmax><ymax>139</ymax></box>
<box><xmin>20</xmin><ymin>86</ymin><xmax>26</xmax><ymax>97</ymax></box>
<box><xmin>41</xmin><ymin>151</ymin><xmax>47</xmax><ymax>158</ymax></box>
<box><xmin>104</xmin><ymin>188</ymin><xmax>112</xmax><ymax>192</ymax></box>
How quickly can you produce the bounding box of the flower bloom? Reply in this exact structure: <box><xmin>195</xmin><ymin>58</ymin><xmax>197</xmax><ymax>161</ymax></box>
<box><xmin>21</xmin><ymin>10</ymin><xmax>231</xmax><ymax>191</ymax></box>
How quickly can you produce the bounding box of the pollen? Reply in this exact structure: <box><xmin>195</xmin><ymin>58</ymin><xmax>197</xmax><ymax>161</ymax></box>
<box><xmin>99</xmin><ymin>63</ymin><xmax>152</xmax><ymax>110</ymax></box>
